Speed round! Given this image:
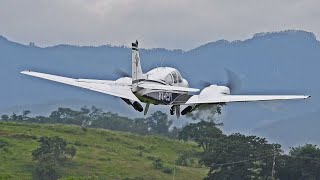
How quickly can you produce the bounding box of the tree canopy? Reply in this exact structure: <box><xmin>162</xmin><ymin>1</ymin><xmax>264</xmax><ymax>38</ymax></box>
<box><xmin>32</xmin><ymin>136</ymin><xmax>76</xmax><ymax>180</ymax></box>
<box><xmin>0</xmin><ymin>107</ymin><xmax>176</xmax><ymax>137</ymax></box>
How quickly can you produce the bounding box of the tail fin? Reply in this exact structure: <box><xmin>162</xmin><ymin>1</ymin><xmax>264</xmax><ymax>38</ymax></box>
<box><xmin>132</xmin><ymin>40</ymin><xmax>145</xmax><ymax>82</ymax></box>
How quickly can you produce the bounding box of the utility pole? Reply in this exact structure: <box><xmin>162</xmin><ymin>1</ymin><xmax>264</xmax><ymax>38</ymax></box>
<box><xmin>271</xmin><ymin>146</ymin><xmax>276</xmax><ymax>179</ymax></box>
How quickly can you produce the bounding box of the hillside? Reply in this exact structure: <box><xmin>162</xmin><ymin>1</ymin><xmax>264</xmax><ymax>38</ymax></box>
<box><xmin>0</xmin><ymin>122</ymin><xmax>207</xmax><ymax>179</ymax></box>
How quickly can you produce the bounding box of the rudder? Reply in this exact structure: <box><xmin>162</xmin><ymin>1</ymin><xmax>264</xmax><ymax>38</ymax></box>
<box><xmin>132</xmin><ymin>40</ymin><xmax>145</xmax><ymax>82</ymax></box>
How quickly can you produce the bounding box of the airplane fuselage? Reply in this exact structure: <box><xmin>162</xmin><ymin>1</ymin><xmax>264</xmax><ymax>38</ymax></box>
<box><xmin>132</xmin><ymin>67</ymin><xmax>192</xmax><ymax>105</ymax></box>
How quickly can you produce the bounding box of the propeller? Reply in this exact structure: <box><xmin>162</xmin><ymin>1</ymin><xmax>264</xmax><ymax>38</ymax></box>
<box><xmin>224</xmin><ymin>68</ymin><xmax>242</xmax><ymax>94</ymax></box>
<box><xmin>200</xmin><ymin>68</ymin><xmax>242</xmax><ymax>94</ymax></box>
<box><xmin>114</xmin><ymin>68</ymin><xmax>130</xmax><ymax>78</ymax></box>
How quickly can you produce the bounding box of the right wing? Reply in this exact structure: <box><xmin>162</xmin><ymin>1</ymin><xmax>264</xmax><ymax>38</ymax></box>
<box><xmin>21</xmin><ymin>71</ymin><xmax>140</xmax><ymax>102</ymax></box>
<box><xmin>185</xmin><ymin>94</ymin><xmax>310</xmax><ymax>105</ymax></box>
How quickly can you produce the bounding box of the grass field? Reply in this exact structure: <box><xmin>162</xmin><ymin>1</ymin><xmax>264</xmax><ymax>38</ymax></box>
<box><xmin>0</xmin><ymin>122</ymin><xmax>208</xmax><ymax>180</ymax></box>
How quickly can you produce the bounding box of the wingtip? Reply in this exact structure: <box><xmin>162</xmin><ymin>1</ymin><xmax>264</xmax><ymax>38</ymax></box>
<box><xmin>303</xmin><ymin>95</ymin><xmax>311</xmax><ymax>99</ymax></box>
<box><xmin>20</xmin><ymin>70</ymin><xmax>32</xmax><ymax>74</ymax></box>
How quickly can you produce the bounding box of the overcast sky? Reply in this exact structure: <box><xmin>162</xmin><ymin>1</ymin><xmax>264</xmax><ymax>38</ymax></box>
<box><xmin>0</xmin><ymin>0</ymin><xmax>319</xmax><ymax>50</ymax></box>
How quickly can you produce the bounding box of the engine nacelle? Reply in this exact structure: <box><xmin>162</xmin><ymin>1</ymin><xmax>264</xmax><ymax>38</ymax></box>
<box><xmin>115</xmin><ymin>77</ymin><xmax>132</xmax><ymax>84</ymax></box>
<box><xmin>199</xmin><ymin>85</ymin><xmax>230</xmax><ymax>100</ymax></box>
<box><xmin>181</xmin><ymin>106</ymin><xmax>193</xmax><ymax>115</ymax></box>
<box><xmin>132</xmin><ymin>101</ymin><xmax>143</xmax><ymax>112</ymax></box>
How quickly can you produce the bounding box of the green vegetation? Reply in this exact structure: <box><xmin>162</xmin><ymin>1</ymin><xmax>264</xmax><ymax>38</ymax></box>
<box><xmin>179</xmin><ymin>121</ymin><xmax>320</xmax><ymax>179</ymax></box>
<box><xmin>1</xmin><ymin>107</ymin><xmax>178</xmax><ymax>138</ymax></box>
<box><xmin>1</xmin><ymin>106</ymin><xmax>320</xmax><ymax>179</ymax></box>
<box><xmin>277</xmin><ymin>144</ymin><xmax>320</xmax><ymax>179</ymax></box>
<box><xmin>0</xmin><ymin>122</ymin><xmax>207</xmax><ymax>180</ymax></box>
<box><xmin>32</xmin><ymin>136</ymin><xmax>77</xmax><ymax>180</ymax></box>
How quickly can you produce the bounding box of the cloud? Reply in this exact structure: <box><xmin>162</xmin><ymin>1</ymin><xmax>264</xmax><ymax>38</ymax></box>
<box><xmin>0</xmin><ymin>0</ymin><xmax>319</xmax><ymax>49</ymax></box>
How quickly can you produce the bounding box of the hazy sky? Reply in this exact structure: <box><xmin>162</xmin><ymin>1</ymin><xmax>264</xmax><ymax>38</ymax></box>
<box><xmin>0</xmin><ymin>0</ymin><xmax>319</xmax><ymax>50</ymax></box>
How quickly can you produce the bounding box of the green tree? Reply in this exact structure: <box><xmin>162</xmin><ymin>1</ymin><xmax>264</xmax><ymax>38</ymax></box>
<box><xmin>146</xmin><ymin>111</ymin><xmax>172</xmax><ymax>135</ymax></box>
<box><xmin>1</xmin><ymin>114</ymin><xmax>9</xmax><ymax>121</ymax></box>
<box><xmin>179</xmin><ymin>120</ymin><xmax>223</xmax><ymax>151</ymax></box>
<box><xmin>22</xmin><ymin>110</ymin><xmax>31</xmax><ymax>119</ymax></box>
<box><xmin>32</xmin><ymin>136</ymin><xmax>77</xmax><ymax>180</ymax></box>
<box><xmin>200</xmin><ymin>133</ymin><xmax>281</xmax><ymax>179</ymax></box>
<box><xmin>277</xmin><ymin>144</ymin><xmax>320</xmax><ymax>180</ymax></box>
<box><xmin>49</xmin><ymin>107</ymin><xmax>83</xmax><ymax>125</ymax></box>
<box><xmin>131</xmin><ymin>118</ymin><xmax>149</xmax><ymax>135</ymax></box>
<box><xmin>90</xmin><ymin>112</ymin><xmax>133</xmax><ymax>132</ymax></box>
<box><xmin>10</xmin><ymin>113</ymin><xmax>18</xmax><ymax>121</ymax></box>
<box><xmin>80</xmin><ymin>106</ymin><xmax>104</xmax><ymax>126</ymax></box>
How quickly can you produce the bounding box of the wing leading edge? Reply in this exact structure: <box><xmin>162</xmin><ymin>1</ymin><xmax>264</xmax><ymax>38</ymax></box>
<box><xmin>185</xmin><ymin>94</ymin><xmax>310</xmax><ymax>105</ymax></box>
<box><xmin>21</xmin><ymin>71</ymin><xmax>140</xmax><ymax>102</ymax></box>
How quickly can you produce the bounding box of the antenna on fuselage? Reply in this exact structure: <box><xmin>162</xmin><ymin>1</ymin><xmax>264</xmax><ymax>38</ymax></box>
<box><xmin>159</xmin><ymin>52</ymin><xmax>164</xmax><ymax>68</ymax></box>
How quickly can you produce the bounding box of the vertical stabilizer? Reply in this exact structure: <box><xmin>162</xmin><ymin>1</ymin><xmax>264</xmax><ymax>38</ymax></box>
<box><xmin>132</xmin><ymin>40</ymin><xmax>145</xmax><ymax>82</ymax></box>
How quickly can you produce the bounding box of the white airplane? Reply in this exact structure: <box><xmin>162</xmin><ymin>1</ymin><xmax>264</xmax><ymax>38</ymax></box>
<box><xmin>21</xmin><ymin>41</ymin><xmax>310</xmax><ymax>118</ymax></box>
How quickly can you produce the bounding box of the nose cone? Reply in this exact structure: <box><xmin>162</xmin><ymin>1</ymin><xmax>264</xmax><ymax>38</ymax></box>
<box><xmin>220</xmin><ymin>86</ymin><xmax>230</xmax><ymax>95</ymax></box>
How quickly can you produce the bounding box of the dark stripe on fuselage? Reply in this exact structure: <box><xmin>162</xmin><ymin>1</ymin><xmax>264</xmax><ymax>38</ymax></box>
<box><xmin>171</xmin><ymin>94</ymin><xmax>193</xmax><ymax>105</ymax></box>
<box><xmin>138</xmin><ymin>92</ymin><xmax>192</xmax><ymax>105</ymax></box>
<box><xmin>134</xmin><ymin>79</ymin><xmax>192</xmax><ymax>105</ymax></box>
<box><xmin>132</xmin><ymin>47</ymin><xmax>138</xmax><ymax>51</ymax></box>
<box><xmin>132</xmin><ymin>79</ymin><xmax>166</xmax><ymax>85</ymax></box>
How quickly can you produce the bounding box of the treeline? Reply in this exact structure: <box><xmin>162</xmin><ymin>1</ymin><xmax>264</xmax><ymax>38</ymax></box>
<box><xmin>0</xmin><ymin>106</ymin><xmax>179</xmax><ymax>138</ymax></box>
<box><xmin>1</xmin><ymin>107</ymin><xmax>320</xmax><ymax>179</ymax></box>
<box><xmin>179</xmin><ymin>121</ymin><xmax>320</xmax><ymax>179</ymax></box>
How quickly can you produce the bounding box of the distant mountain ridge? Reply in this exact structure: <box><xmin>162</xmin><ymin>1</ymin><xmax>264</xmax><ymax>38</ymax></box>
<box><xmin>0</xmin><ymin>30</ymin><xmax>319</xmax><ymax>148</ymax></box>
<box><xmin>2</xmin><ymin>30</ymin><xmax>317</xmax><ymax>50</ymax></box>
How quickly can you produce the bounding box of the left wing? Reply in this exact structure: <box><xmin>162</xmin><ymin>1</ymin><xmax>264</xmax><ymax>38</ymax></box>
<box><xmin>21</xmin><ymin>71</ymin><xmax>140</xmax><ymax>102</ymax></box>
<box><xmin>185</xmin><ymin>95</ymin><xmax>310</xmax><ymax>105</ymax></box>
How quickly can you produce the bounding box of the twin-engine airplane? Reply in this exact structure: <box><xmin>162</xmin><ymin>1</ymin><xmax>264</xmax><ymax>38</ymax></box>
<box><xmin>21</xmin><ymin>41</ymin><xmax>310</xmax><ymax>118</ymax></box>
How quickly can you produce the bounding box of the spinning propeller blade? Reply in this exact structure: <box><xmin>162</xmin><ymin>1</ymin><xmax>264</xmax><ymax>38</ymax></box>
<box><xmin>114</xmin><ymin>68</ymin><xmax>130</xmax><ymax>77</ymax></box>
<box><xmin>200</xmin><ymin>68</ymin><xmax>242</xmax><ymax>94</ymax></box>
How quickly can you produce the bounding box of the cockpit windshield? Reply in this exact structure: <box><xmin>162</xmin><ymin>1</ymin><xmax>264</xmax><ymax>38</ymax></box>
<box><xmin>164</xmin><ymin>70</ymin><xmax>183</xmax><ymax>85</ymax></box>
<box><xmin>175</xmin><ymin>71</ymin><xmax>183</xmax><ymax>83</ymax></box>
<box><xmin>169</xmin><ymin>71</ymin><xmax>183</xmax><ymax>84</ymax></box>
<box><xmin>172</xmin><ymin>72</ymin><xmax>178</xmax><ymax>83</ymax></box>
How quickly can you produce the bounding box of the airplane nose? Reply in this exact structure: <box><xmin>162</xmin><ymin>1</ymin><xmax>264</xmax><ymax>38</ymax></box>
<box><xmin>220</xmin><ymin>86</ymin><xmax>230</xmax><ymax>95</ymax></box>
